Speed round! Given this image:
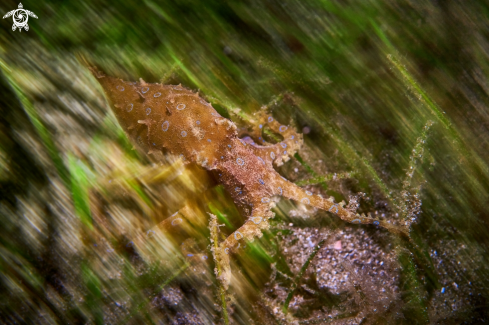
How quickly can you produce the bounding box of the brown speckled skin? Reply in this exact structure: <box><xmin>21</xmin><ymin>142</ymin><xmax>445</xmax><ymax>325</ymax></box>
<box><xmin>91</xmin><ymin>69</ymin><xmax>408</xmax><ymax>285</ymax></box>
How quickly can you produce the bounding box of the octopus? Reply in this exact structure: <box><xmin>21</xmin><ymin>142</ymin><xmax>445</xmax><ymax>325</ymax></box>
<box><xmin>89</xmin><ymin>67</ymin><xmax>409</xmax><ymax>286</ymax></box>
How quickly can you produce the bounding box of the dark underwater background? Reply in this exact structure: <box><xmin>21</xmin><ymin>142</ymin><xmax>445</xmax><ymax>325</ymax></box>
<box><xmin>1</xmin><ymin>0</ymin><xmax>489</xmax><ymax>324</ymax></box>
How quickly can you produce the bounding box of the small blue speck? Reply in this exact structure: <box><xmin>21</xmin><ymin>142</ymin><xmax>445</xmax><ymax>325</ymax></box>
<box><xmin>259</xmin><ymin>179</ymin><xmax>265</xmax><ymax>185</ymax></box>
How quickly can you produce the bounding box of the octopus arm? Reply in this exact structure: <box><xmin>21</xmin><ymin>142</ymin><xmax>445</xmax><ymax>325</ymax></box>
<box><xmin>270</xmin><ymin>171</ymin><xmax>410</xmax><ymax>236</ymax></box>
<box><xmin>244</xmin><ymin>110</ymin><xmax>303</xmax><ymax>166</ymax></box>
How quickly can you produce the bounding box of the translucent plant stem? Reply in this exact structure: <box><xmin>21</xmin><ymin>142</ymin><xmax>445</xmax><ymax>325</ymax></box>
<box><xmin>282</xmin><ymin>239</ymin><xmax>326</xmax><ymax>315</ymax></box>
<box><xmin>209</xmin><ymin>213</ymin><xmax>230</xmax><ymax>325</ymax></box>
<box><xmin>295</xmin><ymin>171</ymin><xmax>357</xmax><ymax>186</ymax></box>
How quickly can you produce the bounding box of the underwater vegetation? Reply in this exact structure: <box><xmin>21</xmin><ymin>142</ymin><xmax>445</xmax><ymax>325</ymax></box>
<box><xmin>1</xmin><ymin>0</ymin><xmax>489</xmax><ymax>324</ymax></box>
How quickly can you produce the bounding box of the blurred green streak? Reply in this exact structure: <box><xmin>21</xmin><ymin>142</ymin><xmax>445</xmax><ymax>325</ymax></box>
<box><xmin>68</xmin><ymin>154</ymin><xmax>93</xmax><ymax>229</ymax></box>
<box><xmin>82</xmin><ymin>263</ymin><xmax>103</xmax><ymax>325</ymax></box>
<box><xmin>0</xmin><ymin>61</ymin><xmax>70</xmax><ymax>187</ymax></box>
